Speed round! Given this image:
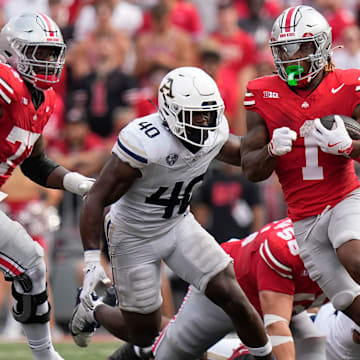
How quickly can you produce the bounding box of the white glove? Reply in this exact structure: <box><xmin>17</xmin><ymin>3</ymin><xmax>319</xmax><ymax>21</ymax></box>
<box><xmin>268</xmin><ymin>127</ymin><xmax>297</xmax><ymax>157</ymax></box>
<box><xmin>63</xmin><ymin>172</ymin><xmax>95</xmax><ymax>197</ymax></box>
<box><xmin>80</xmin><ymin>250</ymin><xmax>111</xmax><ymax>311</ymax></box>
<box><xmin>312</xmin><ymin>116</ymin><xmax>353</xmax><ymax>157</ymax></box>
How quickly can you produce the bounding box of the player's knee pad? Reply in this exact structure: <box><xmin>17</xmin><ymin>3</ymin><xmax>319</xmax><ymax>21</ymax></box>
<box><xmin>11</xmin><ymin>282</ymin><xmax>50</xmax><ymax>324</ymax></box>
<box><xmin>332</xmin><ymin>289</ymin><xmax>360</xmax><ymax>310</ymax></box>
<box><xmin>11</xmin><ymin>261</ymin><xmax>50</xmax><ymax>324</ymax></box>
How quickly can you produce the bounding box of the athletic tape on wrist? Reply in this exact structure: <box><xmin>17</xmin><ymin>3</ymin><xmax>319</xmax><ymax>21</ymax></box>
<box><xmin>63</xmin><ymin>172</ymin><xmax>90</xmax><ymax>196</ymax></box>
<box><xmin>247</xmin><ymin>336</ymin><xmax>272</xmax><ymax>357</ymax></box>
<box><xmin>84</xmin><ymin>250</ymin><xmax>101</xmax><ymax>263</ymax></box>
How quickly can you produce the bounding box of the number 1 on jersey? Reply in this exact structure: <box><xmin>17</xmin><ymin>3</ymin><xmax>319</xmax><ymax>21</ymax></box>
<box><xmin>300</xmin><ymin>120</ymin><xmax>324</xmax><ymax>180</ymax></box>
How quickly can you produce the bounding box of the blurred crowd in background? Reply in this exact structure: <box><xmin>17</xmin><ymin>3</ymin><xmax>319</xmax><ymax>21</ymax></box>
<box><xmin>0</xmin><ymin>0</ymin><xmax>359</xmax><ymax>340</ymax></box>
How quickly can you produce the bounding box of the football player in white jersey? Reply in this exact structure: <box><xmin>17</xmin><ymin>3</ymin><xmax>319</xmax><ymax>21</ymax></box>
<box><xmin>69</xmin><ymin>67</ymin><xmax>274</xmax><ymax>360</ymax></box>
<box><xmin>314</xmin><ymin>302</ymin><xmax>360</xmax><ymax>360</ymax></box>
<box><xmin>0</xmin><ymin>12</ymin><xmax>95</xmax><ymax>360</ymax></box>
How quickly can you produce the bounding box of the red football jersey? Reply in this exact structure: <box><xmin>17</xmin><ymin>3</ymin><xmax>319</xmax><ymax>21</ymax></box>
<box><xmin>244</xmin><ymin>69</ymin><xmax>360</xmax><ymax>221</ymax></box>
<box><xmin>222</xmin><ymin>218</ymin><xmax>326</xmax><ymax>317</ymax></box>
<box><xmin>0</xmin><ymin>63</ymin><xmax>56</xmax><ymax>187</ymax></box>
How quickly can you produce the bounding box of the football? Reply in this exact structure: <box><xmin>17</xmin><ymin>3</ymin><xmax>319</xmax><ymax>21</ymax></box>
<box><xmin>320</xmin><ymin>114</ymin><xmax>360</xmax><ymax>140</ymax></box>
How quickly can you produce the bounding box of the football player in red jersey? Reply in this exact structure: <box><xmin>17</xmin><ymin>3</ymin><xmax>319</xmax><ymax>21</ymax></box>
<box><xmin>152</xmin><ymin>218</ymin><xmax>327</xmax><ymax>360</ymax></box>
<box><xmin>241</xmin><ymin>5</ymin><xmax>360</xmax><ymax>336</ymax></box>
<box><xmin>0</xmin><ymin>12</ymin><xmax>95</xmax><ymax>360</ymax></box>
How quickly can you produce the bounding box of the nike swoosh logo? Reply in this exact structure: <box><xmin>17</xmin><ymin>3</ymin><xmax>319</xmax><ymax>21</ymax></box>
<box><xmin>328</xmin><ymin>142</ymin><xmax>341</xmax><ymax>147</ymax></box>
<box><xmin>331</xmin><ymin>84</ymin><xmax>345</xmax><ymax>94</ymax></box>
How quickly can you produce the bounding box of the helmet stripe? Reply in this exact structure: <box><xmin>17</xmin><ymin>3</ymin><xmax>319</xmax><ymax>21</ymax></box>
<box><xmin>38</xmin><ymin>13</ymin><xmax>55</xmax><ymax>37</ymax></box>
<box><xmin>284</xmin><ymin>7</ymin><xmax>295</xmax><ymax>32</ymax></box>
<box><xmin>283</xmin><ymin>6</ymin><xmax>302</xmax><ymax>33</ymax></box>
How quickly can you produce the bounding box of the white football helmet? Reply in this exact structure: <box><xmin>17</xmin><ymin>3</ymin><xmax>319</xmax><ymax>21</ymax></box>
<box><xmin>269</xmin><ymin>5</ymin><xmax>332</xmax><ymax>87</ymax></box>
<box><xmin>158</xmin><ymin>67</ymin><xmax>225</xmax><ymax>147</ymax></box>
<box><xmin>0</xmin><ymin>12</ymin><xmax>66</xmax><ymax>90</ymax></box>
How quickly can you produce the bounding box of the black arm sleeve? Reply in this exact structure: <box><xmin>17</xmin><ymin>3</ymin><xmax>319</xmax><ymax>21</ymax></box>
<box><xmin>20</xmin><ymin>152</ymin><xmax>60</xmax><ymax>187</ymax></box>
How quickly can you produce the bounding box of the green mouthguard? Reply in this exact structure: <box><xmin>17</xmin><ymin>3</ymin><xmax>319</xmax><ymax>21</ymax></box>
<box><xmin>286</xmin><ymin>65</ymin><xmax>304</xmax><ymax>86</ymax></box>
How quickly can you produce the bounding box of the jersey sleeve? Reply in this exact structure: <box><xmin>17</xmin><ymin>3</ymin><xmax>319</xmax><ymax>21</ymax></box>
<box><xmin>244</xmin><ymin>78</ymin><xmax>268</xmax><ymax>120</ymax></box>
<box><xmin>333</xmin><ymin>69</ymin><xmax>360</xmax><ymax>115</ymax></box>
<box><xmin>257</xmin><ymin>222</ymin><xmax>298</xmax><ymax>295</ymax></box>
<box><xmin>112</xmin><ymin>123</ymin><xmax>149</xmax><ymax>169</ymax></box>
<box><xmin>256</xmin><ymin>255</ymin><xmax>295</xmax><ymax>295</ymax></box>
<box><xmin>0</xmin><ymin>64</ymin><xmax>19</xmax><ymax>107</ymax></box>
<box><xmin>259</xmin><ymin>237</ymin><xmax>294</xmax><ymax>279</ymax></box>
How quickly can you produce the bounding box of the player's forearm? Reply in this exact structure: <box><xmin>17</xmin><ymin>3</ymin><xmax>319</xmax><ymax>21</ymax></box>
<box><xmin>241</xmin><ymin>146</ymin><xmax>276</xmax><ymax>182</ymax></box>
<box><xmin>216</xmin><ymin>134</ymin><xmax>242</xmax><ymax>166</ymax></box>
<box><xmin>46</xmin><ymin>165</ymin><xmax>68</xmax><ymax>188</ymax></box>
<box><xmin>80</xmin><ymin>195</ymin><xmax>105</xmax><ymax>250</ymax></box>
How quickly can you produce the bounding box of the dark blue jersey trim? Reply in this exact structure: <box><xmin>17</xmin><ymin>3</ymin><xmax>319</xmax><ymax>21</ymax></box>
<box><xmin>117</xmin><ymin>138</ymin><xmax>148</xmax><ymax>164</ymax></box>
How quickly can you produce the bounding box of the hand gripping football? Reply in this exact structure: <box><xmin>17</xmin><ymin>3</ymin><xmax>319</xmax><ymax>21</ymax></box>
<box><xmin>320</xmin><ymin>114</ymin><xmax>360</xmax><ymax>140</ymax></box>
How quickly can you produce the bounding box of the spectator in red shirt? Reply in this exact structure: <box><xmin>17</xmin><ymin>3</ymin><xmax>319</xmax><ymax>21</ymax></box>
<box><xmin>234</xmin><ymin>0</ymin><xmax>281</xmax><ymax>21</ymax></box>
<box><xmin>211</xmin><ymin>0</ymin><xmax>258</xmax><ymax>75</ymax></box>
<box><xmin>210</xmin><ymin>0</ymin><xmax>258</xmax><ymax>134</ymax></box>
<box><xmin>198</xmin><ymin>41</ymin><xmax>240</xmax><ymax>134</ymax></box>
<box><xmin>139</xmin><ymin>0</ymin><xmax>204</xmax><ymax>41</ymax></box>
<box><xmin>237</xmin><ymin>0</ymin><xmax>277</xmax><ymax>52</ymax></box>
<box><xmin>134</xmin><ymin>2</ymin><xmax>196</xmax><ymax>81</ymax></box>
<box><xmin>315</xmin><ymin>0</ymin><xmax>356</xmax><ymax>45</ymax></box>
<box><xmin>47</xmin><ymin>107</ymin><xmax>107</xmax><ymax>177</ymax></box>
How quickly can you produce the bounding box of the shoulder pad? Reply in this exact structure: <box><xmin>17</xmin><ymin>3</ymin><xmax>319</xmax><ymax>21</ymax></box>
<box><xmin>244</xmin><ymin>75</ymin><xmax>279</xmax><ymax>110</ymax></box>
<box><xmin>259</xmin><ymin>218</ymin><xmax>300</xmax><ymax>279</ymax></box>
<box><xmin>333</xmin><ymin>68</ymin><xmax>360</xmax><ymax>86</ymax></box>
<box><xmin>0</xmin><ymin>63</ymin><xmax>23</xmax><ymax>106</ymax></box>
<box><xmin>112</xmin><ymin>113</ymin><xmax>169</xmax><ymax>168</ymax></box>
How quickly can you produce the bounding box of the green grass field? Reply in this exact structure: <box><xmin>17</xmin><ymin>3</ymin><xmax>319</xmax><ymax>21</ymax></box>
<box><xmin>0</xmin><ymin>340</ymin><xmax>122</xmax><ymax>360</ymax></box>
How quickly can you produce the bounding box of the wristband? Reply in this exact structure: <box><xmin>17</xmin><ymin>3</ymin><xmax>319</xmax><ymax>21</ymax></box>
<box><xmin>84</xmin><ymin>250</ymin><xmax>101</xmax><ymax>263</ymax></box>
<box><xmin>63</xmin><ymin>172</ymin><xmax>93</xmax><ymax>196</ymax></box>
<box><xmin>247</xmin><ymin>336</ymin><xmax>272</xmax><ymax>357</ymax></box>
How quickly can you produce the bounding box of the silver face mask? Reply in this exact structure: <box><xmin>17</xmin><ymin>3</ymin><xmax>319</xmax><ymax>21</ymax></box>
<box><xmin>269</xmin><ymin>5</ymin><xmax>332</xmax><ymax>87</ymax></box>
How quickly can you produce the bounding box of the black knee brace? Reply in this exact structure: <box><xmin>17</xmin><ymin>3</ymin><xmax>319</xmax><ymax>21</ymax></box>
<box><xmin>12</xmin><ymin>282</ymin><xmax>51</xmax><ymax>324</ymax></box>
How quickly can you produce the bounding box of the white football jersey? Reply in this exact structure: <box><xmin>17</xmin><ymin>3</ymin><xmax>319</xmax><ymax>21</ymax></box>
<box><xmin>315</xmin><ymin>303</ymin><xmax>360</xmax><ymax>360</ymax></box>
<box><xmin>111</xmin><ymin>112</ymin><xmax>229</xmax><ymax>237</ymax></box>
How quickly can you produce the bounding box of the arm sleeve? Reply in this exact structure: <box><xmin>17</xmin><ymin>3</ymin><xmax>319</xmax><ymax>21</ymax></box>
<box><xmin>20</xmin><ymin>152</ymin><xmax>59</xmax><ymax>187</ymax></box>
